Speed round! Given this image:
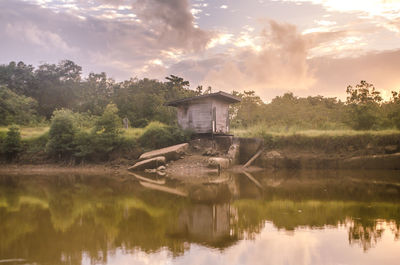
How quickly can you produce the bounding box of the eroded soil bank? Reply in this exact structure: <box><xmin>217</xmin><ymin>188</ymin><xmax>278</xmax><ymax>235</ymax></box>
<box><xmin>1</xmin><ymin>134</ymin><xmax>400</xmax><ymax>172</ymax></box>
<box><xmin>127</xmin><ymin>136</ymin><xmax>400</xmax><ymax>182</ymax></box>
<box><xmin>179</xmin><ymin>136</ymin><xmax>400</xmax><ymax>171</ymax></box>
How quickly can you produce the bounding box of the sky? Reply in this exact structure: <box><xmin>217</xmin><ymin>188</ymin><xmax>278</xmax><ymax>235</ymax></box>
<box><xmin>1</xmin><ymin>0</ymin><xmax>400</xmax><ymax>101</ymax></box>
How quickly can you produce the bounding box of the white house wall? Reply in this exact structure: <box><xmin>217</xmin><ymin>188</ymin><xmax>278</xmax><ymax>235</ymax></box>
<box><xmin>177</xmin><ymin>99</ymin><xmax>212</xmax><ymax>133</ymax></box>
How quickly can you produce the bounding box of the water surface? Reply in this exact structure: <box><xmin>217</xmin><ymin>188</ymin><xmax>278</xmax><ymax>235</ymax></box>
<box><xmin>0</xmin><ymin>169</ymin><xmax>399</xmax><ymax>265</ymax></box>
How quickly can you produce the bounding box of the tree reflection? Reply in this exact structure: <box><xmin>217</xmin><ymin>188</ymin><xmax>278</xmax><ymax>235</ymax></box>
<box><xmin>0</xmin><ymin>173</ymin><xmax>400</xmax><ymax>264</ymax></box>
<box><xmin>348</xmin><ymin>219</ymin><xmax>384</xmax><ymax>251</ymax></box>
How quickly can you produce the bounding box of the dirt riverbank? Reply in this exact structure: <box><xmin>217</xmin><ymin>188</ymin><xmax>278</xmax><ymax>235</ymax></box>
<box><xmin>0</xmin><ymin>164</ymin><xmax>127</xmax><ymax>175</ymax></box>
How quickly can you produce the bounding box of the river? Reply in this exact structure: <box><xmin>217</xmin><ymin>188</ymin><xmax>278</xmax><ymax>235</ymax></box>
<box><xmin>0</xmin><ymin>169</ymin><xmax>399</xmax><ymax>265</ymax></box>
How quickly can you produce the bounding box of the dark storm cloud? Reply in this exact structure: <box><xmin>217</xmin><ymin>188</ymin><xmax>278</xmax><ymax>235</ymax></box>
<box><xmin>0</xmin><ymin>0</ymin><xmax>212</xmax><ymax>79</ymax></box>
<box><xmin>167</xmin><ymin>55</ymin><xmax>227</xmax><ymax>85</ymax></box>
<box><xmin>133</xmin><ymin>0</ymin><xmax>213</xmax><ymax>51</ymax></box>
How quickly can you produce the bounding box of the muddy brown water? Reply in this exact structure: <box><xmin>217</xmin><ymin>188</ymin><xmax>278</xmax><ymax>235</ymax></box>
<box><xmin>0</xmin><ymin>169</ymin><xmax>400</xmax><ymax>265</ymax></box>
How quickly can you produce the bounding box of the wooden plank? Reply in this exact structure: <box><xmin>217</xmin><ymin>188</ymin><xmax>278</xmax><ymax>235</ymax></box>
<box><xmin>139</xmin><ymin>181</ymin><xmax>188</xmax><ymax>197</ymax></box>
<box><xmin>243</xmin><ymin>149</ymin><xmax>263</xmax><ymax>168</ymax></box>
<box><xmin>241</xmin><ymin>170</ymin><xmax>263</xmax><ymax>189</ymax></box>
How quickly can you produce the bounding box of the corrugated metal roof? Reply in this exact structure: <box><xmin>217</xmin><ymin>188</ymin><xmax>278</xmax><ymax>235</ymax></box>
<box><xmin>165</xmin><ymin>91</ymin><xmax>241</xmax><ymax>107</ymax></box>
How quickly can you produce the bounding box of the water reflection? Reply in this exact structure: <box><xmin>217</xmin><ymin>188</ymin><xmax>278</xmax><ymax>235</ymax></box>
<box><xmin>0</xmin><ymin>170</ymin><xmax>399</xmax><ymax>265</ymax></box>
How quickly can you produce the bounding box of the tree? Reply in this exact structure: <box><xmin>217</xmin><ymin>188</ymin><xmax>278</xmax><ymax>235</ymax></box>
<box><xmin>34</xmin><ymin>60</ymin><xmax>82</xmax><ymax>118</ymax></box>
<box><xmin>231</xmin><ymin>90</ymin><xmax>264</xmax><ymax>127</ymax></box>
<box><xmin>0</xmin><ymin>61</ymin><xmax>35</xmax><ymax>96</ymax></box>
<box><xmin>0</xmin><ymin>86</ymin><xmax>39</xmax><ymax>126</ymax></box>
<box><xmin>3</xmin><ymin>125</ymin><xmax>22</xmax><ymax>161</ymax></box>
<box><xmin>346</xmin><ymin>80</ymin><xmax>382</xmax><ymax>105</ymax></box>
<box><xmin>46</xmin><ymin>109</ymin><xmax>78</xmax><ymax>159</ymax></box>
<box><xmin>77</xmin><ymin>72</ymin><xmax>115</xmax><ymax>115</ymax></box>
<box><xmin>387</xmin><ymin>90</ymin><xmax>400</xmax><ymax>129</ymax></box>
<box><xmin>346</xmin><ymin>81</ymin><xmax>382</xmax><ymax>130</ymax></box>
<box><xmin>92</xmin><ymin>103</ymin><xmax>122</xmax><ymax>154</ymax></box>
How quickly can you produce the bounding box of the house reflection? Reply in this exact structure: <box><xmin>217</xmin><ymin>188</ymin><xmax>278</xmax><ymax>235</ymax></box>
<box><xmin>174</xmin><ymin>203</ymin><xmax>237</xmax><ymax>247</ymax></box>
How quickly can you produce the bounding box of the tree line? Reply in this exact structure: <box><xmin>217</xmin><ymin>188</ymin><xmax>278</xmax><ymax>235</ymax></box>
<box><xmin>231</xmin><ymin>81</ymin><xmax>400</xmax><ymax>131</ymax></box>
<box><xmin>0</xmin><ymin>60</ymin><xmax>198</xmax><ymax>127</ymax></box>
<box><xmin>1</xmin><ymin>60</ymin><xmax>400</xmax><ymax>131</ymax></box>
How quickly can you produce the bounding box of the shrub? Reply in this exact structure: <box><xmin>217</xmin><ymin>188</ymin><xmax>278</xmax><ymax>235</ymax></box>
<box><xmin>91</xmin><ymin>103</ymin><xmax>122</xmax><ymax>155</ymax></box>
<box><xmin>3</xmin><ymin>125</ymin><xmax>22</xmax><ymax>161</ymax></box>
<box><xmin>138</xmin><ymin>121</ymin><xmax>192</xmax><ymax>149</ymax></box>
<box><xmin>347</xmin><ymin>105</ymin><xmax>379</xmax><ymax>130</ymax></box>
<box><xmin>24</xmin><ymin>131</ymin><xmax>49</xmax><ymax>154</ymax></box>
<box><xmin>73</xmin><ymin>131</ymin><xmax>94</xmax><ymax>160</ymax></box>
<box><xmin>46</xmin><ymin>109</ymin><xmax>78</xmax><ymax>159</ymax></box>
<box><xmin>72</xmin><ymin>111</ymin><xmax>98</xmax><ymax>128</ymax></box>
<box><xmin>0</xmin><ymin>86</ymin><xmax>40</xmax><ymax>126</ymax></box>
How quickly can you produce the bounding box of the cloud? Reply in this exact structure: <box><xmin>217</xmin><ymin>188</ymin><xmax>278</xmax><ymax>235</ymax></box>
<box><xmin>201</xmin><ymin>21</ymin><xmax>319</xmax><ymax>99</ymax></box>
<box><xmin>171</xmin><ymin>20</ymin><xmax>399</xmax><ymax>101</ymax></box>
<box><xmin>277</xmin><ymin>0</ymin><xmax>400</xmax><ymax>18</ymax></box>
<box><xmin>309</xmin><ymin>49</ymin><xmax>400</xmax><ymax>99</ymax></box>
<box><xmin>5</xmin><ymin>23</ymin><xmax>79</xmax><ymax>53</ymax></box>
<box><xmin>0</xmin><ymin>0</ymin><xmax>212</xmax><ymax>80</ymax></box>
<box><xmin>1</xmin><ymin>0</ymin><xmax>398</xmax><ymax>101</ymax></box>
<box><xmin>133</xmin><ymin>0</ymin><xmax>213</xmax><ymax>51</ymax></box>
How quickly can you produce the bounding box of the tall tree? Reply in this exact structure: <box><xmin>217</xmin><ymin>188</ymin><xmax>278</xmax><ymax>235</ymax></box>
<box><xmin>346</xmin><ymin>81</ymin><xmax>382</xmax><ymax>130</ymax></box>
<box><xmin>34</xmin><ymin>60</ymin><xmax>82</xmax><ymax>118</ymax></box>
<box><xmin>77</xmin><ymin>72</ymin><xmax>115</xmax><ymax>115</ymax></box>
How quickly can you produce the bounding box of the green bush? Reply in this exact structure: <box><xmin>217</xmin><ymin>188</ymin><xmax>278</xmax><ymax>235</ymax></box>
<box><xmin>73</xmin><ymin>131</ymin><xmax>94</xmax><ymax>160</ymax></box>
<box><xmin>0</xmin><ymin>86</ymin><xmax>40</xmax><ymax>126</ymax></box>
<box><xmin>3</xmin><ymin>125</ymin><xmax>22</xmax><ymax>161</ymax></box>
<box><xmin>44</xmin><ymin>105</ymin><xmax>124</xmax><ymax>162</ymax></box>
<box><xmin>46</xmin><ymin>109</ymin><xmax>78</xmax><ymax>159</ymax></box>
<box><xmin>138</xmin><ymin>121</ymin><xmax>192</xmax><ymax>149</ymax></box>
<box><xmin>24</xmin><ymin>131</ymin><xmax>49</xmax><ymax>154</ymax></box>
<box><xmin>72</xmin><ymin>111</ymin><xmax>98</xmax><ymax>128</ymax></box>
<box><xmin>91</xmin><ymin>103</ymin><xmax>122</xmax><ymax>155</ymax></box>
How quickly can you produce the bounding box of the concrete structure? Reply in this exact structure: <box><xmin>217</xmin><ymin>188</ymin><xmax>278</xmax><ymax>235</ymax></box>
<box><xmin>166</xmin><ymin>91</ymin><xmax>241</xmax><ymax>134</ymax></box>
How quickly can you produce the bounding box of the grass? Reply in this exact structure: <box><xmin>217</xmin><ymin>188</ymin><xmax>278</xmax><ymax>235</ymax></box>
<box><xmin>0</xmin><ymin>126</ymin><xmax>49</xmax><ymax>140</ymax></box>
<box><xmin>232</xmin><ymin>124</ymin><xmax>400</xmax><ymax>138</ymax></box>
<box><xmin>232</xmin><ymin>125</ymin><xmax>400</xmax><ymax>152</ymax></box>
<box><xmin>123</xmin><ymin>127</ymin><xmax>145</xmax><ymax>140</ymax></box>
<box><xmin>1</xmin><ymin>126</ymin><xmax>146</xmax><ymax>141</ymax></box>
<box><xmin>122</xmin><ymin>122</ymin><xmax>169</xmax><ymax>141</ymax></box>
<box><xmin>2</xmin><ymin>124</ymin><xmax>399</xmax><ymax>156</ymax></box>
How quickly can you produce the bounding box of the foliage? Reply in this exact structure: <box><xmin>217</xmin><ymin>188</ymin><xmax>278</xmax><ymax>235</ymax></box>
<box><xmin>46</xmin><ymin>109</ymin><xmax>78</xmax><ymax>159</ymax></box>
<box><xmin>231</xmin><ymin>91</ymin><xmax>347</xmax><ymax>130</ymax></box>
<box><xmin>72</xmin><ymin>130</ymin><xmax>94</xmax><ymax>159</ymax></box>
<box><xmin>138</xmin><ymin>121</ymin><xmax>192</xmax><ymax>149</ymax></box>
<box><xmin>0</xmin><ymin>86</ymin><xmax>38</xmax><ymax>126</ymax></box>
<box><xmin>91</xmin><ymin>103</ymin><xmax>122</xmax><ymax>154</ymax></box>
<box><xmin>346</xmin><ymin>80</ymin><xmax>383</xmax><ymax>104</ymax></box>
<box><xmin>346</xmin><ymin>81</ymin><xmax>383</xmax><ymax>130</ymax></box>
<box><xmin>2</xmin><ymin>58</ymin><xmax>400</xmax><ymax>162</ymax></box>
<box><xmin>76</xmin><ymin>72</ymin><xmax>115</xmax><ymax>115</ymax></box>
<box><xmin>113</xmin><ymin>75</ymin><xmax>197</xmax><ymax>127</ymax></box>
<box><xmin>230</xmin><ymin>90</ymin><xmax>264</xmax><ymax>127</ymax></box>
<box><xmin>387</xmin><ymin>90</ymin><xmax>400</xmax><ymax>129</ymax></box>
<box><xmin>346</xmin><ymin>104</ymin><xmax>379</xmax><ymax>130</ymax></box>
<box><xmin>3</xmin><ymin>125</ymin><xmax>22</xmax><ymax>160</ymax></box>
<box><xmin>1</xmin><ymin>59</ymin><xmax>399</xmax><ymax>133</ymax></box>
